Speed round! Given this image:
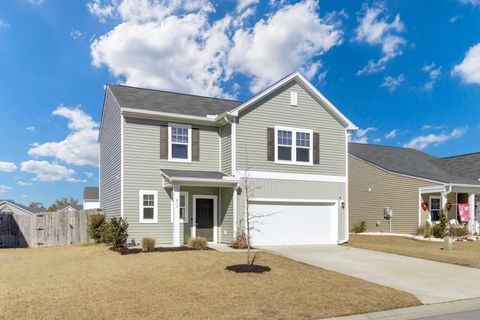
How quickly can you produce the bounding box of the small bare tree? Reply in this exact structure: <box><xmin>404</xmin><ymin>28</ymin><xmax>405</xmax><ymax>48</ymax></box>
<box><xmin>239</xmin><ymin>158</ymin><xmax>278</xmax><ymax>265</ymax></box>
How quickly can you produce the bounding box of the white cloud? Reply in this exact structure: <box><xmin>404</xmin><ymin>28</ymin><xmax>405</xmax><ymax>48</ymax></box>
<box><xmin>350</xmin><ymin>127</ymin><xmax>377</xmax><ymax>144</ymax></box>
<box><xmin>0</xmin><ymin>185</ymin><xmax>11</xmax><ymax>193</ymax></box>
<box><xmin>0</xmin><ymin>161</ymin><xmax>17</xmax><ymax>172</ymax></box>
<box><xmin>84</xmin><ymin>171</ymin><xmax>94</xmax><ymax>178</ymax></box>
<box><xmin>355</xmin><ymin>4</ymin><xmax>406</xmax><ymax>75</ymax></box>
<box><xmin>422</xmin><ymin>62</ymin><xmax>441</xmax><ymax>90</ymax></box>
<box><xmin>385</xmin><ymin>129</ymin><xmax>397</xmax><ymax>139</ymax></box>
<box><xmin>87</xmin><ymin>0</ymin><xmax>117</xmax><ymax>22</ymax></box>
<box><xmin>20</xmin><ymin>160</ymin><xmax>76</xmax><ymax>182</ymax></box>
<box><xmin>28</xmin><ymin>0</ymin><xmax>44</xmax><ymax>5</ymax></box>
<box><xmin>450</xmin><ymin>15</ymin><xmax>462</xmax><ymax>23</ymax></box>
<box><xmin>422</xmin><ymin>124</ymin><xmax>443</xmax><ymax>131</ymax></box>
<box><xmin>380</xmin><ymin>74</ymin><xmax>404</xmax><ymax>92</ymax></box>
<box><xmin>90</xmin><ymin>0</ymin><xmax>342</xmax><ymax>96</ymax></box>
<box><xmin>237</xmin><ymin>0</ymin><xmax>259</xmax><ymax>12</ymax></box>
<box><xmin>459</xmin><ymin>0</ymin><xmax>480</xmax><ymax>5</ymax></box>
<box><xmin>228</xmin><ymin>0</ymin><xmax>343</xmax><ymax>92</ymax></box>
<box><xmin>26</xmin><ymin>126</ymin><xmax>36</xmax><ymax>132</ymax></box>
<box><xmin>70</xmin><ymin>30</ymin><xmax>83</xmax><ymax>40</ymax></box>
<box><xmin>17</xmin><ymin>181</ymin><xmax>33</xmax><ymax>186</ymax></box>
<box><xmin>403</xmin><ymin>128</ymin><xmax>466</xmax><ymax>150</ymax></box>
<box><xmin>28</xmin><ymin>105</ymin><xmax>99</xmax><ymax>166</ymax></box>
<box><xmin>20</xmin><ymin>194</ymin><xmax>28</xmax><ymax>198</ymax></box>
<box><xmin>0</xmin><ymin>19</ymin><xmax>10</xmax><ymax>30</ymax></box>
<box><xmin>452</xmin><ymin>43</ymin><xmax>480</xmax><ymax>84</ymax></box>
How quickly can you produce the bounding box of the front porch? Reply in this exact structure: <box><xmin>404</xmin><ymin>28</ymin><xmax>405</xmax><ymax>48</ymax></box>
<box><xmin>420</xmin><ymin>184</ymin><xmax>480</xmax><ymax>233</ymax></box>
<box><xmin>160</xmin><ymin>169</ymin><xmax>240</xmax><ymax>246</ymax></box>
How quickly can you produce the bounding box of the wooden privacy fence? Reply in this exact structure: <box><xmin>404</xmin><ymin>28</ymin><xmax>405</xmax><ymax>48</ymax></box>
<box><xmin>0</xmin><ymin>209</ymin><xmax>102</xmax><ymax>248</ymax></box>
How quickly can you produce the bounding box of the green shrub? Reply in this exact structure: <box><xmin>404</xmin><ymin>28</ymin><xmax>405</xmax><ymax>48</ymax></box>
<box><xmin>449</xmin><ymin>225</ymin><xmax>469</xmax><ymax>237</ymax></box>
<box><xmin>230</xmin><ymin>233</ymin><xmax>249</xmax><ymax>249</ymax></box>
<box><xmin>88</xmin><ymin>213</ymin><xmax>108</xmax><ymax>243</ymax></box>
<box><xmin>433</xmin><ymin>210</ymin><xmax>447</xmax><ymax>238</ymax></box>
<box><xmin>416</xmin><ymin>221</ymin><xmax>432</xmax><ymax>238</ymax></box>
<box><xmin>141</xmin><ymin>237</ymin><xmax>156</xmax><ymax>252</ymax></box>
<box><xmin>108</xmin><ymin>217</ymin><xmax>129</xmax><ymax>249</ymax></box>
<box><xmin>187</xmin><ymin>237</ymin><xmax>208</xmax><ymax>250</ymax></box>
<box><xmin>352</xmin><ymin>221</ymin><xmax>367</xmax><ymax>234</ymax></box>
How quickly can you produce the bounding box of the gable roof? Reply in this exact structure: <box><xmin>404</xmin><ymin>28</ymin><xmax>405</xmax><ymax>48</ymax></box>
<box><xmin>0</xmin><ymin>200</ymin><xmax>43</xmax><ymax>214</ymax></box>
<box><xmin>349</xmin><ymin>143</ymin><xmax>480</xmax><ymax>185</ymax></box>
<box><xmin>105</xmin><ymin>71</ymin><xmax>356</xmax><ymax>130</ymax></box>
<box><xmin>108</xmin><ymin>84</ymin><xmax>241</xmax><ymax>118</ymax></box>
<box><xmin>433</xmin><ymin>153</ymin><xmax>480</xmax><ymax>181</ymax></box>
<box><xmin>58</xmin><ymin>204</ymin><xmax>83</xmax><ymax>211</ymax></box>
<box><xmin>227</xmin><ymin>71</ymin><xmax>357</xmax><ymax>130</ymax></box>
<box><xmin>83</xmin><ymin>187</ymin><xmax>99</xmax><ymax>200</ymax></box>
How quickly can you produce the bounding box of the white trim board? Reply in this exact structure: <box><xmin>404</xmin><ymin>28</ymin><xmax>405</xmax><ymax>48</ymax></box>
<box><xmin>234</xmin><ymin>170</ymin><xmax>346</xmax><ymax>183</ymax></box>
<box><xmin>250</xmin><ymin>198</ymin><xmax>338</xmax><ymax>204</ymax></box>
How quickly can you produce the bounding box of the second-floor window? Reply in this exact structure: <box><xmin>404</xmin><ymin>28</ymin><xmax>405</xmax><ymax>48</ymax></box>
<box><xmin>169</xmin><ymin>123</ymin><xmax>191</xmax><ymax>162</ymax></box>
<box><xmin>275</xmin><ymin>126</ymin><xmax>313</xmax><ymax>165</ymax></box>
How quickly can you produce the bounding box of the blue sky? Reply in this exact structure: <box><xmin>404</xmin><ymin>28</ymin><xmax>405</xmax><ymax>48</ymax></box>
<box><xmin>0</xmin><ymin>0</ymin><xmax>479</xmax><ymax>206</ymax></box>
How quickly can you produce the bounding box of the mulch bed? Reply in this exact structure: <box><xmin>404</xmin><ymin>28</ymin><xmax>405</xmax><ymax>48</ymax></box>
<box><xmin>110</xmin><ymin>246</ymin><xmax>199</xmax><ymax>255</ymax></box>
<box><xmin>225</xmin><ymin>264</ymin><xmax>271</xmax><ymax>273</ymax></box>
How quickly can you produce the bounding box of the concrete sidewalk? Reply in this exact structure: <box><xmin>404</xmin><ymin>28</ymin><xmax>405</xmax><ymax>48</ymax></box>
<box><xmin>260</xmin><ymin>245</ymin><xmax>480</xmax><ymax>304</ymax></box>
<box><xmin>323</xmin><ymin>298</ymin><xmax>480</xmax><ymax>320</ymax></box>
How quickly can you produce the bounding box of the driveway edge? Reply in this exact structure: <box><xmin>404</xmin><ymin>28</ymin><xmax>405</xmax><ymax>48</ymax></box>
<box><xmin>323</xmin><ymin>298</ymin><xmax>480</xmax><ymax>320</ymax></box>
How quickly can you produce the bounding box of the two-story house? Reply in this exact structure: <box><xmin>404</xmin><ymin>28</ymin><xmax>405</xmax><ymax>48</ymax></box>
<box><xmin>99</xmin><ymin>71</ymin><xmax>357</xmax><ymax>246</ymax></box>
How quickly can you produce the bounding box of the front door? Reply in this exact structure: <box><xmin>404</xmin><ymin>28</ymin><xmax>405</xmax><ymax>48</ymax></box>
<box><xmin>196</xmin><ymin>198</ymin><xmax>214</xmax><ymax>241</ymax></box>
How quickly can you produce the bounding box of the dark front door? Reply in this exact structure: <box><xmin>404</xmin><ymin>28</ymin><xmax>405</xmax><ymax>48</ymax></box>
<box><xmin>196</xmin><ymin>198</ymin><xmax>214</xmax><ymax>241</ymax></box>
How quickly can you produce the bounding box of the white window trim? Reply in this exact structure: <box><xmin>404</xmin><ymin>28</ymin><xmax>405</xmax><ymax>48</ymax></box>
<box><xmin>274</xmin><ymin>126</ymin><xmax>313</xmax><ymax>166</ymax></box>
<box><xmin>168</xmin><ymin>123</ymin><xmax>192</xmax><ymax>162</ymax></box>
<box><xmin>139</xmin><ymin>190</ymin><xmax>158</xmax><ymax>224</ymax></box>
<box><xmin>429</xmin><ymin>195</ymin><xmax>441</xmax><ymax>223</ymax></box>
<box><xmin>179</xmin><ymin>191</ymin><xmax>189</xmax><ymax>224</ymax></box>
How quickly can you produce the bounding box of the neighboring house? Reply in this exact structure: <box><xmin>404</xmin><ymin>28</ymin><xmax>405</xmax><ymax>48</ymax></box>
<box><xmin>57</xmin><ymin>204</ymin><xmax>83</xmax><ymax>213</ymax></box>
<box><xmin>83</xmin><ymin>187</ymin><xmax>100</xmax><ymax>210</ymax></box>
<box><xmin>0</xmin><ymin>200</ymin><xmax>43</xmax><ymax>215</ymax></box>
<box><xmin>349</xmin><ymin>143</ymin><xmax>480</xmax><ymax>234</ymax></box>
<box><xmin>99</xmin><ymin>71</ymin><xmax>357</xmax><ymax>246</ymax></box>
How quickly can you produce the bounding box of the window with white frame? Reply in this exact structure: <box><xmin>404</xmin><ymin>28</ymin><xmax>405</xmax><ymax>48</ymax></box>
<box><xmin>275</xmin><ymin>127</ymin><xmax>313</xmax><ymax>165</ymax></box>
<box><xmin>169</xmin><ymin>124</ymin><xmax>191</xmax><ymax>161</ymax></box>
<box><xmin>139</xmin><ymin>190</ymin><xmax>158</xmax><ymax>223</ymax></box>
<box><xmin>179</xmin><ymin>192</ymin><xmax>188</xmax><ymax>223</ymax></box>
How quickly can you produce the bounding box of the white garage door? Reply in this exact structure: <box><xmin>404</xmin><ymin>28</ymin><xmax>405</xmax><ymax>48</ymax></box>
<box><xmin>249</xmin><ymin>201</ymin><xmax>338</xmax><ymax>246</ymax></box>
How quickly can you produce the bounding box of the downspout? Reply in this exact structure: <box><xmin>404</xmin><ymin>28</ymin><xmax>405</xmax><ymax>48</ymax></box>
<box><xmin>338</xmin><ymin>129</ymin><xmax>352</xmax><ymax>245</ymax></box>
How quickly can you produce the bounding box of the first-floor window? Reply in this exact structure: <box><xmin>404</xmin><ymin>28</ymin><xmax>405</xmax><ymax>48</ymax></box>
<box><xmin>429</xmin><ymin>196</ymin><xmax>441</xmax><ymax>222</ymax></box>
<box><xmin>139</xmin><ymin>190</ymin><xmax>158</xmax><ymax>223</ymax></box>
<box><xmin>179</xmin><ymin>192</ymin><xmax>188</xmax><ymax>223</ymax></box>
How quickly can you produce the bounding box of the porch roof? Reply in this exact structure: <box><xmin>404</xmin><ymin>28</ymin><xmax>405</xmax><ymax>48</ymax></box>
<box><xmin>160</xmin><ymin>169</ymin><xmax>239</xmax><ymax>186</ymax></box>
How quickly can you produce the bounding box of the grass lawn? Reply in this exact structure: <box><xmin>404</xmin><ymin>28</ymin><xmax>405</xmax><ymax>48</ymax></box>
<box><xmin>0</xmin><ymin>245</ymin><xmax>420</xmax><ymax>320</ymax></box>
<box><xmin>347</xmin><ymin>234</ymin><xmax>480</xmax><ymax>269</ymax></box>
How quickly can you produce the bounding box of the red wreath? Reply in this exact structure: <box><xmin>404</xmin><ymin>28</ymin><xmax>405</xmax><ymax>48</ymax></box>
<box><xmin>421</xmin><ymin>201</ymin><xmax>428</xmax><ymax>211</ymax></box>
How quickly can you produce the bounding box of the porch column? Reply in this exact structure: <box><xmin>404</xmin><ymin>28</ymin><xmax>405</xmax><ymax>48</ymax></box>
<box><xmin>468</xmin><ymin>193</ymin><xmax>475</xmax><ymax>234</ymax></box>
<box><xmin>172</xmin><ymin>184</ymin><xmax>181</xmax><ymax>246</ymax></box>
<box><xmin>441</xmin><ymin>192</ymin><xmax>448</xmax><ymax>211</ymax></box>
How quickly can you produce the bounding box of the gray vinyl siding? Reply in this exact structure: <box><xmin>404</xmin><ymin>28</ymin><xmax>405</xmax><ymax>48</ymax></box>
<box><xmin>220</xmin><ymin>124</ymin><xmax>232</xmax><ymax>175</ymax></box>
<box><xmin>99</xmin><ymin>89</ymin><xmax>122</xmax><ymax>218</ymax></box>
<box><xmin>349</xmin><ymin>155</ymin><xmax>432</xmax><ymax>234</ymax></box>
<box><xmin>220</xmin><ymin>187</ymin><xmax>234</xmax><ymax>243</ymax></box>
<box><xmin>236</xmin><ymin>82</ymin><xmax>346</xmax><ymax>176</ymax></box>
<box><xmin>123</xmin><ymin>117</ymin><xmax>223</xmax><ymax>245</ymax></box>
<box><xmin>236</xmin><ymin>178</ymin><xmax>347</xmax><ymax>241</ymax></box>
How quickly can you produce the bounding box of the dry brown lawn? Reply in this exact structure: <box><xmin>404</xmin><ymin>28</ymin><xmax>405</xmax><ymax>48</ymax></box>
<box><xmin>0</xmin><ymin>245</ymin><xmax>420</xmax><ymax>320</ymax></box>
<box><xmin>347</xmin><ymin>234</ymin><xmax>480</xmax><ymax>269</ymax></box>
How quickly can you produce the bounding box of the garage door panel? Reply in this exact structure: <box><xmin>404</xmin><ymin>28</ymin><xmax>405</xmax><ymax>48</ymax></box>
<box><xmin>249</xmin><ymin>201</ymin><xmax>337</xmax><ymax>246</ymax></box>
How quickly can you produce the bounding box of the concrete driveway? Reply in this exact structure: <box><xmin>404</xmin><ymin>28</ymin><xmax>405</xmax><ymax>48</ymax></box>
<box><xmin>259</xmin><ymin>245</ymin><xmax>480</xmax><ymax>304</ymax></box>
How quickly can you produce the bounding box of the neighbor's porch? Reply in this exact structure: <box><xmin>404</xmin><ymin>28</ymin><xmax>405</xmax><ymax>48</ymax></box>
<box><xmin>160</xmin><ymin>169</ymin><xmax>239</xmax><ymax>246</ymax></box>
<box><xmin>420</xmin><ymin>185</ymin><xmax>480</xmax><ymax>233</ymax></box>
